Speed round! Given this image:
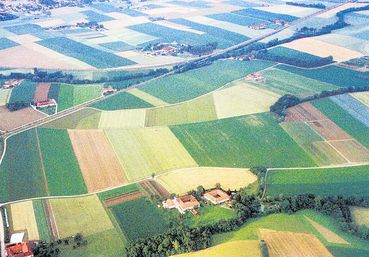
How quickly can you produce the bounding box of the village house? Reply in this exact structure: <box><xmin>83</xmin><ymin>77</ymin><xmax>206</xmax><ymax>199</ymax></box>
<box><xmin>163</xmin><ymin>195</ymin><xmax>200</xmax><ymax>214</ymax></box>
<box><xmin>102</xmin><ymin>86</ymin><xmax>117</xmax><ymax>95</ymax></box>
<box><xmin>249</xmin><ymin>23</ymin><xmax>268</xmax><ymax>30</ymax></box>
<box><xmin>6</xmin><ymin>242</ymin><xmax>34</xmax><ymax>257</ymax></box>
<box><xmin>35</xmin><ymin>99</ymin><xmax>57</xmax><ymax>109</ymax></box>
<box><xmin>2</xmin><ymin>80</ymin><xmax>21</xmax><ymax>89</ymax></box>
<box><xmin>246</xmin><ymin>72</ymin><xmax>266</xmax><ymax>82</ymax></box>
<box><xmin>203</xmin><ymin>189</ymin><xmax>231</xmax><ymax>205</ymax></box>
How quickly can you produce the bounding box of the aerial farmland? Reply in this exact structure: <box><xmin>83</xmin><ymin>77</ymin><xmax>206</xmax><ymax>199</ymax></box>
<box><xmin>1</xmin><ymin>0</ymin><xmax>369</xmax><ymax>257</ymax></box>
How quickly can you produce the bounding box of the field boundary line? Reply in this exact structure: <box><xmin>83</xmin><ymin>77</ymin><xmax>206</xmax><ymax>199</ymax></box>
<box><xmin>35</xmin><ymin>128</ymin><xmax>50</xmax><ymax>196</ymax></box>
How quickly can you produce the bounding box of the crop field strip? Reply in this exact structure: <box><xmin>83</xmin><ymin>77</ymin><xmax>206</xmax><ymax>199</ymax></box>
<box><xmin>158</xmin><ymin>167</ymin><xmax>257</xmax><ymax>195</ymax></box>
<box><xmin>304</xmin><ymin>216</ymin><xmax>348</xmax><ymax>244</ymax></box>
<box><xmin>259</xmin><ymin>228</ymin><xmax>333</xmax><ymax>257</ymax></box>
<box><xmin>351</xmin><ymin>91</ymin><xmax>369</xmax><ymax>107</ymax></box>
<box><xmin>0</xmin><ymin>106</ymin><xmax>47</xmax><ymax>132</ymax></box>
<box><xmin>139</xmin><ymin>179</ymin><xmax>171</xmax><ymax>199</ymax></box>
<box><xmin>32</xmin><ymin>200</ymin><xmax>52</xmax><ymax>242</ymax></box>
<box><xmin>33</xmin><ymin>83</ymin><xmax>51</xmax><ymax>103</ymax></box>
<box><xmin>42</xmin><ymin>108</ymin><xmax>101</xmax><ymax>129</ymax></box>
<box><xmin>10</xmin><ymin>201</ymin><xmax>40</xmax><ymax>241</ymax></box>
<box><xmin>68</xmin><ymin>129</ymin><xmax>128</xmax><ymax>192</ymax></box>
<box><xmin>266</xmin><ymin>165</ymin><xmax>369</xmax><ymax>197</ymax></box>
<box><xmin>104</xmin><ymin>191</ymin><xmax>144</xmax><ymax>208</ymax></box>
<box><xmin>98</xmin><ymin>109</ymin><xmax>146</xmax><ymax>128</ymax></box>
<box><xmin>0</xmin><ymin>89</ymin><xmax>10</xmax><ymax>106</ymax></box>
<box><xmin>105</xmin><ymin>126</ymin><xmax>198</xmax><ymax>181</ymax></box>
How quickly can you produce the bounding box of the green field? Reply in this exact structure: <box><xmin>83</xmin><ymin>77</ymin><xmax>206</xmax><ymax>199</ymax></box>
<box><xmin>111</xmin><ymin>198</ymin><xmax>169</xmax><ymax>241</ymax></box>
<box><xmin>33</xmin><ymin>200</ymin><xmax>51</xmax><ymax>242</ymax></box>
<box><xmin>171</xmin><ymin>113</ymin><xmax>316</xmax><ymax>168</ymax></box>
<box><xmin>38</xmin><ymin>128</ymin><xmax>87</xmax><ymax>196</ymax></box>
<box><xmin>145</xmin><ymin>94</ymin><xmax>217</xmax><ymax>126</ymax></box>
<box><xmin>0</xmin><ymin>89</ymin><xmax>10</xmax><ymax>106</ymax></box>
<box><xmin>267</xmin><ymin>165</ymin><xmax>369</xmax><ymax>196</ymax></box>
<box><xmin>312</xmin><ymin>98</ymin><xmax>369</xmax><ymax>148</ymax></box>
<box><xmin>185</xmin><ymin>205</ymin><xmax>236</xmax><ymax>228</ymax></box>
<box><xmin>57</xmin><ymin>83</ymin><xmax>102</xmax><ymax>111</ymax></box>
<box><xmin>141</xmin><ymin>60</ymin><xmax>275</xmax><ymax>103</ymax></box>
<box><xmin>0</xmin><ymin>129</ymin><xmax>47</xmax><ymax>203</ymax></box>
<box><xmin>278</xmin><ymin>64</ymin><xmax>369</xmax><ymax>88</ymax></box>
<box><xmin>91</xmin><ymin>91</ymin><xmax>153</xmax><ymax>110</ymax></box>
<box><xmin>8</xmin><ymin>80</ymin><xmax>37</xmax><ymax>104</ymax></box>
<box><xmin>268</xmin><ymin>46</ymin><xmax>327</xmax><ymax>65</ymax></box>
<box><xmin>257</xmin><ymin>68</ymin><xmax>338</xmax><ymax>97</ymax></box>
<box><xmin>42</xmin><ymin>108</ymin><xmax>101</xmax><ymax>129</ymax></box>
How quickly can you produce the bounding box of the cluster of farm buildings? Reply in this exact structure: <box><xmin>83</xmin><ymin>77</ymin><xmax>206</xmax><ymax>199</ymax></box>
<box><xmin>163</xmin><ymin>188</ymin><xmax>231</xmax><ymax>215</ymax></box>
<box><xmin>5</xmin><ymin>231</ymin><xmax>35</xmax><ymax>257</ymax></box>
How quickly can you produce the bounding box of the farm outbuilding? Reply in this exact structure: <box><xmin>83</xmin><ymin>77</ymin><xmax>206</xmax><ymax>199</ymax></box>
<box><xmin>203</xmin><ymin>189</ymin><xmax>231</xmax><ymax>205</ymax></box>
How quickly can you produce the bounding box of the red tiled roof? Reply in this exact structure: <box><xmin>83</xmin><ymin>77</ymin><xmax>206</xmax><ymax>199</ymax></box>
<box><xmin>6</xmin><ymin>242</ymin><xmax>34</xmax><ymax>257</ymax></box>
<box><xmin>204</xmin><ymin>189</ymin><xmax>230</xmax><ymax>204</ymax></box>
<box><xmin>176</xmin><ymin>195</ymin><xmax>199</xmax><ymax>210</ymax></box>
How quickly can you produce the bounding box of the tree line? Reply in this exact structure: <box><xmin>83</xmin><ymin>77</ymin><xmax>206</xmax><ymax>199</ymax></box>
<box><xmin>286</xmin><ymin>2</ymin><xmax>326</xmax><ymax>9</ymax></box>
<box><xmin>270</xmin><ymin>85</ymin><xmax>369</xmax><ymax>121</ymax></box>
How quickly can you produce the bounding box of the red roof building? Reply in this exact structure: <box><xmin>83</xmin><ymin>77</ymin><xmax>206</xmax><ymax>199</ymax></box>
<box><xmin>163</xmin><ymin>195</ymin><xmax>200</xmax><ymax>214</ymax></box>
<box><xmin>203</xmin><ymin>189</ymin><xmax>231</xmax><ymax>205</ymax></box>
<box><xmin>2</xmin><ymin>80</ymin><xmax>21</xmax><ymax>89</ymax></box>
<box><xmin>6</xmin><ymin>242</ymin><xmax>34</xmax><ymax>257</ymax></box>
<box><xmin>35</xmin><ymin>99</ymin><xmax>56</xmax><ymax>108</ymax></box>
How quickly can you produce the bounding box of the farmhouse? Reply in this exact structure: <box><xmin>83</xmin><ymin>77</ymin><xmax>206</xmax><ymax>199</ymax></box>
<box><xmin>203</xmin><ymin>189</ymin><xmax>231</xmax><ymax>205</ymax></box>
<box><xmin>163</xmin><ymin>195</ymin><xmax>200</xmax><ymax>214</ymax></box>
<box><xmin>2</xmin><ymin>80</ymin><xmax>21</xmax><ymax>89</ymax></box>
<box><xmin>35</xmin><ymin>99</ymin><xmax>57</xmax><ymax>108</ymax></box>
<box><xmin>246</xmin><ymin>73</ymin><xmax>265</xmax><ymax>82</ymax></box>
<box><xmin>249</xmin><ymin>24</ymin><xmax>268</xmax><ymax>30</ymax></box>
<box><xmin>6</xmin><ymin>242</ymin><xmax>34</xmax><ymax>257</ymax></box>
<box><xmin>102</xmin><ymin>86</ymin><xmax>117</xmax><ymax>96</ymax></box>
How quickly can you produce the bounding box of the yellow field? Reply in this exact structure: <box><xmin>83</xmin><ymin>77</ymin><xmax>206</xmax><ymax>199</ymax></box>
<box><xmin>98</xmin><ymin>109</ymin><xmax>146</xmax><ymax>128</ymax></box>
<box><xmin>50</xmin><ymin>195</ymin><xmax>113</xmax><ymax>239</ymax></box>
<box><xmin>157</xmin><ymin>167</ymin><xmax>257</xmax><ymax>195</ymax></box>
<box><xmin>259</xmin><ymin>229</ymin><xmax>333</xmax><ymax>257</ymax></box>
<box><xmin>105</xmin><ymin>127</ymin><xmax>198</xmax><ymax>181</ymax></box>
<box><xmin>351</xmin><ymin>92</ymin><xmax>369</xmax><ymax>107</ymax></box>
<box><xmin>213</xmin><ymin>81</ymin><xmax>280</xmax><ymax>119</ymax></box>
<box><xmin>350</xmin><ymin>207</ymin><xmax>369</xmax><ymax>227</ymax></box>
<box><xmin>173</xmin><ymin>240</ymin><xmax>261</xmax><ymax>257</ymax></box>
<box><xmin>0</xmin><ymin>89</ymin><xmax>10</xmax><ymax>106</ymax></box>
<box><xmin>10</xmin><ymin>201</ymin><xmax>39</xmax><ymax>240</ymax></box>
<box><xmin>305</xmin><ymin>216</ymin><xmax>348</xmax><ymax>244</ymax></box>
<box><xmin>282</xmin><ymin>37</ymin><xmax>363</xmax><ymax>62</ymax></box>
<box><xmin>128</xmin><ymin>88</ymin><xmax>168</xmax><ymax>106</ymax></box>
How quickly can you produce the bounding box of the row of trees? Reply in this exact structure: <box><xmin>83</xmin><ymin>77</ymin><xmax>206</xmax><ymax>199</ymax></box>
<box><xmin>0</xmin><ymin>12</ymin><xmax>18</xmax><ymax>21</ymax></box>
<box><xmin>270</xmin><ymin>85</ymin><xmax>369</xmax><ymax>121</ymax></box>
<box><xmin>286</xmin><ymin>2</ymin><xmax>326</xmax><ymax>9</ymax></box>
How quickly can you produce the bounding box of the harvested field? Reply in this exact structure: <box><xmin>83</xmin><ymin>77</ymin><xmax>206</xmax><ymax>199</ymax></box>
<box><xmin>68</xmin><ymin>130</ymin><xmax>128</xmax><ymax>192</ymax></box>
<box><xmin>329</xmin><ymin>139</ymin><xmax>369</xmax><ymax>163</ymax></box>
<box><xmin>350</xmin><ymin>207</ymin><xmax>369</xmax><ymax>227</ymax></box>
<box><xmin>259</xmin><ymin>228</ymin><xmax>333</xmax><ymax>257</ymax></box>
<box><xmin>0</xmin><ymin>89</ymin><xmax>10</xmax><ymax>106</ymax></box>
<box><xmin>352</xmin><ymin>92</ymin><xmax>369</xmax><ymax>107</ymax></box>
<box><xmin>128</xmin><ymin>88</ymin><xmax>168</xmax><ymax>106</ymax></box>
<box><xmin>0</xmin><ymin>106</ymin><xmax>46</xmax><ymax>131</ymax></box>
<box><xmin>106</xmin><ymin>127</ymin><xmax>198</xmax><ymax>181</ymax></box>
<box><xmin>173</xmin><ymin>240</ymin><xmax>261</xmax><ymax>257</ymax></box>
<box><xmin>98</xmin><ymin>109</ymin><xmax>146</xmax><ymax>128</ymax></box>
<box><xmin>33</xmin><ymin>83</ymin><xmax>51</xmax><ymax>103</ymax></box>
<box><xmin>308</xmin><ymin>119</ymin><xmax>351</xmax><ymax>141</ymax></box>
<box><xmin>282</xmin><ymin>37</ymin><xmax>363</xmax><ymax>62</ymax></box>
<box><xmin>305</xmin><ymin>216</ymin><xmax>348</xmax><ymax>244</ymax></box>
<box><xmin>139</xmin><ymin>179</ymin><xmax>170</xmax><ymax>198</ymax></box>
<box><xmin>10</xmin><ymin>201</ymin><xmax>39</xmax><ymax>240</ymax></box>
<box><xmin>285</xmin><ymin>102</ymin><xmax>327</xmax><ymax>123</ymax></box>
<box><xmin>158</xmin><ymin>167</ymin><xmax>257</xmax><ymax>195</ymax></box>
<box><xmin>213</xmin><ymin>81</ymin><xmax>279</xmax><ymax>119</ymax></box>
<box><xmin>50</xmin><ymin>195</ymin><xmax>113</xmax><ymax>238</ymax></box>
<box><xmin>104</xmin><ymin>191</ymin><xmax>144</xmax><ymax>208</ymax></box>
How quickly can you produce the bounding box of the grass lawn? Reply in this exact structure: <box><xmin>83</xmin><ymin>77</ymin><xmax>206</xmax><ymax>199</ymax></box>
<box><xmin>33</xmin><ymin>200</ymin><xmax>51</xmax><ymax>242</ymax></box>
<box><xmin>171</xmin><ymin>113</ymin><xmax>316</xmax><ymax>168</ymax></box>
<box><xmin>0</xmin><ymin>129</ymin><xmax>47</xmax><ymax>203</ymax></box>
<box><xmin>111</xmin><ymin>197</ymin><xmax>169</xmax><ymax>241</ymax></box>
<box><xmin>185</xmin><ymin>205</ymin><xmax>236</xmax><ymax>228</ymax></box>
<box><xmin>91</xmin><ymin>91</ymin><xmax>153</xmax><ymax>110</ymax></box>
<box><xmin>141</xmin><ymin>59</ymin><xmax>275</xmax><ymax>104</ymax></box>
<box><xmin>312</xmin><ymin>98</ymin><xmax>369</xmax><ymax>148</ymax></box>
<box><xmin>38</xmin><ymin>128</ymin><xmax>87</xmax><ymax>196</ymax></box>
<box><xmin>267</xmin><ymin>165</ymin><xmax>369</xmax><ymax>196</ymax></box>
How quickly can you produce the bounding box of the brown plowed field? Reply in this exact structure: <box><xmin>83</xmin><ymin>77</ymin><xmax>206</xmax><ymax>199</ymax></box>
<box><xmin>259</xmin><ymin>229</ymin><xmax>333</xmax><ymax>257</ymax></box>
<box><xmin>105</xmin><ymin>191</ymin><xmax>144</xmax><ymax>208</ymax></box>
<box><xmin>0</xmin><ymin>106</ymin><xmax>46</xmax><ymax>131</ymax></box>
<box><xmin>308</xmin><ymin>119</ymin><xmax>351</xmax><ymax>140</ymax></box>
<box><xmin>285</xmin><ymin>102</ymin><xmax>327</xmax><ymax>122</ymax></box>
<box><xmin>68</xmin><ymin>130</ymin><xmax>128</xmax><ymax>192</ymax></box>
<box><xmin>329</xmin><ymin>139</ymin><xmax>369</xmax><ymax>163</ymax></box>
<box><xmin>139</xmin><ymin>179</ymin><xmax>170</xmax><ymax>198</ymax></box>
<box><xmin>33</xmin><ymin>83</ymin><xmax>51</xmax><ymax>103</ymax></box>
